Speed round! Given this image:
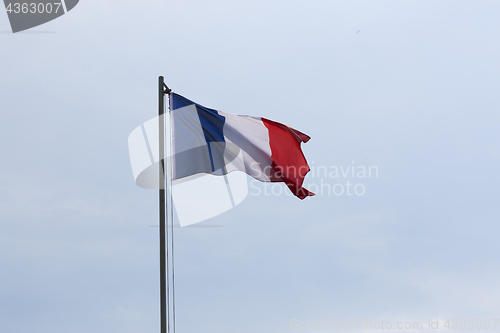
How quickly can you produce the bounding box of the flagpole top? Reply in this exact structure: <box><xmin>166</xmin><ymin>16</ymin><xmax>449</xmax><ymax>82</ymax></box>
<box><xmin>158</xmin><ymin>76</ymin><xmax>171</xmax><ymax>94</ymax></box>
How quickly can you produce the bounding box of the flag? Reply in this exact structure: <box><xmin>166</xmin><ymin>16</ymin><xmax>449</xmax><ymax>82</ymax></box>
<box><xmin>170</xmin><ymin>93</ymin><xmax>314</xmax><ymax>199</ymax></box>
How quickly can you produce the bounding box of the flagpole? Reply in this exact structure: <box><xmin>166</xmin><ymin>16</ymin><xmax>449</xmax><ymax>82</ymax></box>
<box><xmin>158</xmin><ymin>76</ymin><xmax>167</xmax><ymax>333</ymax></box>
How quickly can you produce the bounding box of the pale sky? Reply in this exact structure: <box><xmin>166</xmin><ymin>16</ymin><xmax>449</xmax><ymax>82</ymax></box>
<box><xmin>1</xmin><ymin>1</ymin><xmax>499</xmax><ymax>332</ymax></box>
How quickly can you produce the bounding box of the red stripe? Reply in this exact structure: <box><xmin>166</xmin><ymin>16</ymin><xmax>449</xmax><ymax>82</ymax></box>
<box><xmin>261</xmin><ymin>118</ymin><xmax>315</xmax><ymax>199</ymax></box>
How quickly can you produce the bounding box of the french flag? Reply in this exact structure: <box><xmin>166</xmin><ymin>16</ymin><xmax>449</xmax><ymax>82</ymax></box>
<box><xmin>170</xmin><ymin>93</ymin><xmax>314</xmax><ymax>199</ymax></box>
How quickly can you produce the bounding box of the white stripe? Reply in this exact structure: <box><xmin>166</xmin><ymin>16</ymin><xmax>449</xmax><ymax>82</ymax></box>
<box><xmin>219</xmin><ymin>111</ymin><xmax>273</xmax><ymax>182</ymax></box>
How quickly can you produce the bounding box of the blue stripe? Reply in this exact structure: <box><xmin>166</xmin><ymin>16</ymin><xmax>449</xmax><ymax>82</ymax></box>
<box><xmin>195</xmin><ymin>105</ymin><xmax>226</xmax><ymax>172</ymax></box>
<box><xmin>170</xmin><ymin>93</ymin><xmax>194</xmax><ymax>110</ymax></box>
<box><xmin>171</xmin><ymin>93</ymin><xmax>226</xmax><ymax>173</ymax></box>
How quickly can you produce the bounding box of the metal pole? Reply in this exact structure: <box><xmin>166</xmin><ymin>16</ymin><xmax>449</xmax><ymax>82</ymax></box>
<box><xmin>158</xmin><ymin>76</ymin><xmax>167</xmax><ymax>333</ymax></box>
